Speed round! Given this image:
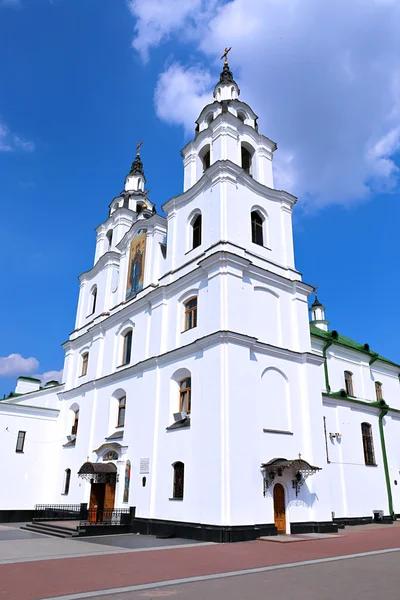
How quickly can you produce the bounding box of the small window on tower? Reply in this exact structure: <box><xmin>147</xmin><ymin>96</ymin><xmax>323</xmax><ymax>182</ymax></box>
<box><xmin>375</xmin><ymin>382</ymin><xmax>383</xmax><ymax>401</ymax></box>
<box><xmin>89</xmin><ymin>287</ymin><xmax>97</xmax><ymax>315</ymax></box>
<box><xmin>192</xmin><ymin>214</ymin><xmax>202</xmax><ymax>249</ymax></box>
<box><xmin>202</xmin><ymin>150</ymin><xmax>210</xmax><ymax>171</ymax></box>
<box><xmin>251</xmin><ymin>211</ymin><xmax>264</xmax><ymax>246</ymax></box>
<box><xmin>184</xmin><ymin>297</ymin><xmax>197</xmax><ymax>331</ymax></box>
<box><xmin>117</xmin><ymin>396</ymin><xmax>126</xmax><ymax>427</ymax></box>
<box><xmin>241</xmin><ymin>145</ymin><xmax>252</xmax><ymax>174</ymax></box>
<box><xmin>81</xmin><ymin>353</ymin><xmax>89</xmax><ymax>377</ymax></box>
<box><xmin>121</xmin><ymin>330</ymin><xmax>133</xmax><ymax>366</ymax></box>
<box><xmin>106</xmin><ymin>229</ymin><xmax>113</xmax><ymax>248</ymax></box>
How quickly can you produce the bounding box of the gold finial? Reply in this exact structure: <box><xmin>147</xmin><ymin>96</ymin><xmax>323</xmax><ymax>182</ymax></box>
<box><xmin>136</xmin><ymin>140</ymin><xmax>143</xmax><ymax>155</ymax></box>
<box><xmin>142</xmin><ymin>188</ymin><xmax>150</xmax><ymax>209</ymax></box>
<box><xmin>220</xmin><ymin>47</ymin><xmax>232</xmax><ymax>65</ymax></box>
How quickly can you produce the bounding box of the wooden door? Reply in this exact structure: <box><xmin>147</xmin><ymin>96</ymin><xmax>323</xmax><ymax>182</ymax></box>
<box><xmin>89</xmin><ymin>483</ymin><xmax>105</xmax><ymax>523</ymax></box>
<box><xmin>273</xmin><ymin>483</ymin><xmax>286</xmax><ymax>534</ymax></box>
<box><xmin>103</xmin><ymin>481</ymin><xmax>116</xmax><ymax>522</ymax></box>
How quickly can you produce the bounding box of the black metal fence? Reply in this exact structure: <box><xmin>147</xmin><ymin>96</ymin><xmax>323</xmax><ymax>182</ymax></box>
<box><xmin>33</xmin><ymin>504</ymin><xmax>81</xmax><ymax>521</ymax></box>
<box><xmin>33</xmin><ymin>504</ymin><xmax>135</xmax><ymax>527</ymax></box>
<box><xmin>80</xmin><ymin>507</ymin><xmax>133</xmax><ymax>526</ymax></box>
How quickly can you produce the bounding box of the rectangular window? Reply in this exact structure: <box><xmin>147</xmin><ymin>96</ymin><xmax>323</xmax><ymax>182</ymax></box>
<box><xmin>184</xmin><ymin>298</ymin><xmax>197</xmax><ymax>331</ymax></box>
<box><xmin>375</xmin><ymin>382</ymin><xmax>383</xmax><ymax>401</ymax></box>
<box><xmin>179</xmin><ymin>378</ymin><xmax>191</xmax><ymax>414</ymax></box>
<box><xmin>344</xmin><ymin>372</ymin><xmax>354</xmax><ymax>397</ymax></box>
<box><xmin>71</xmin><ymin>410</ymin><xmax>79</xmax><ymax>436</ymax></box>
<box><xmin>117</xmin><ymin>396</ymin><xmax>126</xmax><ymax>427</ymax></box>
<box><xmin>122</xmin><ymin>331</ymin><xmax>133</xmax><ymax>365</ymax></box>
<box><xmin>81</xmin><ymin>353</ymin><xmax>89</xmax><ymax>376</ymax></box>
<box><xmin>16</xmin><ymin>431</ymin><xmax>26</xmax><ymax>453</ymax></box>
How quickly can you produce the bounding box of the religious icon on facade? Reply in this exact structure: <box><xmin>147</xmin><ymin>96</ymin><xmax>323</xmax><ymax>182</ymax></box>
<box><xmin>126</xmin><ymin>231</ymin><xmax>146</xmax><ymax>299</ymax></box>
<box><xmin>123</xmin><ymin>460</ymin><xmax>131</xmax><ymax>503</ymax></box>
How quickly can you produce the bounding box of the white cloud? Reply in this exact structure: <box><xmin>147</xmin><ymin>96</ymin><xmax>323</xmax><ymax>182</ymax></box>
<box><xmin>0</xmin><ymin>354</ymin><xmax>39</xmax><ymax>377</ymax></box>
<box><xmin>129</xmin><ymin>0</ymin><xmax>400</xmax><ymax>207</ymax></box>
<box><xmin>38</xmin><ymin>369</ymin><xmax>63</xmax><ymax>385</ymax></box>
<box><xmin>0</xmin><ymin>122</ymin><xmax>35</xmax><ymax>152</ymax></box>
<box><xmin>154</xmin><ymin>63</ymin><xmax>212</xmax><ymax>134</ymax></box>
<box><xmin>128</xmin><ymin>0</ymin><xmax>221</xmax><ymax>62</ymax></box>
<box><xmin>1</xmin><ymin>0</ymin><xmax>21</xmax><ymax>7</ymax></box>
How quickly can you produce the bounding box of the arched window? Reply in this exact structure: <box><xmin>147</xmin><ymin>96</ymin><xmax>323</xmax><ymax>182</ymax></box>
<box><xmin>202</xmin><ymin>150</ymin><xmax>210</xmax><ymax>171</ymax></box>
<box><xmin>237</xmin><ymin>111</ymin><xmax>246</xmax><ymax>123</ymax></box>
<box><xmin>106</xmin><ymin>229</ymin><xmax>113</xmax><ymax>248</ymax></box>
<box><xmin>184</xmin><ymin>297</ymin><xmax>197</xmax><ymax>331</ymax></box>
<box><xmin>81</xmin><ymin>353</ymin><xmax>89</xmax><ymax>377</ymax></box>
<box><xmin>192</xmin><ymin>214</ymin><xmax>202</xmax><ymax>249</ymax></box>
<box><xmin>200</xmin><ymin>144</ymin><xmax>211</xmax><ymax>173</ymax></box>
<box><xmin>121</xmin><ymin>330</ymin><xmax>133</xmax><ymax>365</ymax></box>
<box><xmin>375</xmin><ymin>382</ymin><xmax>383</xmax><ymax>401</ymax></box>
<box><xmin>89</xmin><ymin>287</ymin><xmax>97</xmax><ymax>315</ymax></box>
<box><xmin>251</xmin><ymin>211</ymin><xmax>264</xmax><ymax>246</ymax></box>
<box><xmin>63</xmin><ymin>469</ymin><xmax>71</xmax><ymax>495</ymax></box>
<box><xmin>117</xmin><ymin>396</ymin><xmax>126</xmax><ymax>427</ymax></box>
<box><xmin>361</xmin><ymin>423</ymin><xmax>375</xmax><ymax>465</ymax></box>
<box><xmin>179</xmin><ymin>377</ymin><xmax>191</xmax><ymax>414</ymax></box>
<box><xmin>344</xmin><ymin>371</ymin><xmax>354</xmax><ymax>397</ymax></box>
<box><xmin>241</xmin><ymin>145</ymin><xmax>252</xmax><ymax>174</ymax></box>
<box><xmin>173</xmin><ymin>462</ymin><xmax>185</xmax><ymax>499</ymax></box>
<box><xmin>71</xmin><ymin>410</ymin><xmax>79</xmax><ymax>436</ymax></box>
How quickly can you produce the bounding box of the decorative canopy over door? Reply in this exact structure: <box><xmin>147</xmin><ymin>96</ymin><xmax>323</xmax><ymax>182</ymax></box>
<box><xmin>260</xmin><ymin>456</ymin><xmax>321</xmax><ymax>496</ymax></box>
<box><xmin>77</xmin><ymin>461</ymin><xmax>117</xmax><ymax>484</ymax></box>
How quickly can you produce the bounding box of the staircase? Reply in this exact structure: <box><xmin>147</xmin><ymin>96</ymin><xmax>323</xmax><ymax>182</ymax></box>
<box><xmin>21</xmin><ymin>521</ymin><xmax>80</xmax><ymax>538</ymax></box>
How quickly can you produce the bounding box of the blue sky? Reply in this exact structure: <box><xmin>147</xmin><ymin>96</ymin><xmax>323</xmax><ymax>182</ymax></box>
<box><xmin>1</xmin><ymin>0</ymin><xmax>400</xmax><ymax>397</ymax></box>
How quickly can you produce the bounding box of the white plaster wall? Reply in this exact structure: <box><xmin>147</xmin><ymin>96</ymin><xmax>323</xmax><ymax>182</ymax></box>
<box><xmin>323</xmin><ymin>402</ymin><xmax>389</xmax><ymax>517</ymax></box>
<box><xmin>0</xmin><ymin>405</ymin><xmax>61</xmax><ymax>509</ymax></box>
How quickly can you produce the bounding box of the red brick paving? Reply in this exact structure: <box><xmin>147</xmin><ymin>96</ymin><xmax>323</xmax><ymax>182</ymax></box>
<box><xmin>1</xmin><ymin>527</ymin><xmax>400</xmax><ymax>600</ymax></box>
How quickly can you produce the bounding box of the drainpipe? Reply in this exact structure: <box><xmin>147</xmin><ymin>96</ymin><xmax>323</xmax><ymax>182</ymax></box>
<box><xmin>369</xmin><ymin>353</ymin><xmax>379</xmax><ymax>367</ymax></box>
<box><xmin>377</xmin><ymin>401</ymin><xmax>395</xmax><ymax>520</ymax></box>
<box><xmin>322</xmin><ymin>340</ymin><xmax>333</xmax><ymax>393</ymax></box>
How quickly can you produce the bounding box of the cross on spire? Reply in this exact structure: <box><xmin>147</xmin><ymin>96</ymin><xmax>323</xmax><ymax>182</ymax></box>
<box><xmin>136</xmin><ymin>140</ymin><xmax>143</xmax><ymax>155</ymax></box>
<box><xmin>220</xmin><ymin>47</ymin><xmax>232</xmax><ymax>65</ymax></box>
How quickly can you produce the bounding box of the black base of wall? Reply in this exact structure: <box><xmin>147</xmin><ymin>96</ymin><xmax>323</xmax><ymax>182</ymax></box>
<box><xmin>334</xmin><ymin>515</ymin><xmax>394</xmax><ymax>527</ymax></box>
<box><xmin>78</xmin><ymin>525</ymin><xmax>133</xmax><ymax>537</ymax></box>
<box><xmin>334</xmin><ymin>516</ymin><xmax>373</xmax><ymax>527</ymax></box>
<box><xmin>131</xmin><ymin>517</ymin><xmax>278</xmax><ymax>543</ymax></box>
<box><xmin>0</xmin><ymin>510</ymin><xmax>34</xmax><ymax>523</ymax></box>
<box><xmin>291</xmin><ymin>521</ymin><xmax>339</xmax><ymax>535</ymax></box>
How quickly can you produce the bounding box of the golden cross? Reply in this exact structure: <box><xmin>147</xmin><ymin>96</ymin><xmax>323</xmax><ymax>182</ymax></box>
<box><xmin>136</xmin><ymin>140</ymin><xmax>143</xmax><ymax>155</ymax></box>
<box><xmin>220</xmin><ymin>47</ymin><xmax>232</xmax><ymax>64</ymax></box>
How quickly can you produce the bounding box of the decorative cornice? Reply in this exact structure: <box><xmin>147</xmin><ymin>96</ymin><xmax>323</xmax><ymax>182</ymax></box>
<box><xmin>116</xmin><ymin>214</ymin><xmax>167</xmax><ymax>253</ymax></box>
<box><xmin>162</xmin><ymin>160</ymin><xmax>296</xmax><ymax>214</ymax></box>
<box><xmin>79</xmin><ymin>251</ymin><xmax>121</xmax><ymax>282</ymax></box>
<box><xmin>0</xmin><ymin>402</ymin><xmax>60</xmax><ymax>418</ymax></box>
<box><xmin>59</xmin><ymin>329</ymin><xmax>324</xmax><ymax>399</ymax></box>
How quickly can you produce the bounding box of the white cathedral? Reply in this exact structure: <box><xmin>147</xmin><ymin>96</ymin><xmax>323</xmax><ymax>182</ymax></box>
<box><xmin>1</xmin><ymin>58</ymin><xmax>399</xmax><ymax>541</ymax></box>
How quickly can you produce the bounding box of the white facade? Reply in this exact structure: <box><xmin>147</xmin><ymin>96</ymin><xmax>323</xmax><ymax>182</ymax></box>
<box><xmin>1</xmin><ymin>61</ymin><xmax>399</xmax><ymax>539</ymax></box>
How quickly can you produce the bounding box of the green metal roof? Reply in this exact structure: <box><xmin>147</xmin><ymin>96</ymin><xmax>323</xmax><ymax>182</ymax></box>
<box><xmin>310</xmin><ymin>324</ymin><xmax>400</xmax><ymax>369</ymax></box>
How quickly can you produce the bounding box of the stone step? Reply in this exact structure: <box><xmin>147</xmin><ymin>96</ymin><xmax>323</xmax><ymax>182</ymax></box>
<box><xmin>22</xmin><ymin>522</ymin><xmax>79</xmax><ymax>538</ymax></box>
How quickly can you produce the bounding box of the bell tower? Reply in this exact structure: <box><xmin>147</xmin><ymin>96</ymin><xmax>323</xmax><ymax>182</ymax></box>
<box><xmin>181</xmin><ymin>55</ymin><xmax>276</xmax><ymax>192</ymax></box>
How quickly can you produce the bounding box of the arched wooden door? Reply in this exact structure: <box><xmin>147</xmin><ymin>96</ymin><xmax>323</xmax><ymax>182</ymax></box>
<box><xmin>273</xmin><ymin>483</ymin><xmax>286</xmax><ymax>534</ymax></box>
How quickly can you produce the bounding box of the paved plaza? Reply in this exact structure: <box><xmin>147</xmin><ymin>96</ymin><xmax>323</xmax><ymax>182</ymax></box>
<box><xmin>0</xmin><ymin>523</ymin><xmax>400</xmax><ymax>600</ymax></box>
